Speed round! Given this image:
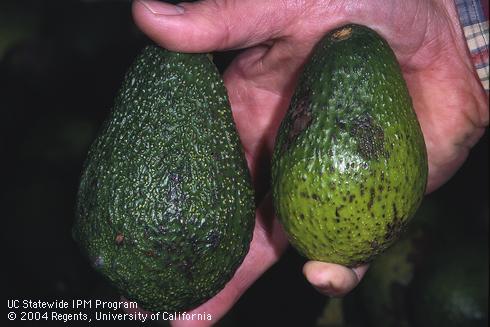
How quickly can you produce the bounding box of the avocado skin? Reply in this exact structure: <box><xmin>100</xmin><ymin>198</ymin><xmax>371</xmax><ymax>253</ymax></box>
<box><xmin>271</xmin><ymin>24</ymin><xmax>427</xmax><ymax>267</ymax></box>
<box><xmin>73</xmin><ymin>45</ymin><xmax>255</xmax><ymax>312</ymax></box>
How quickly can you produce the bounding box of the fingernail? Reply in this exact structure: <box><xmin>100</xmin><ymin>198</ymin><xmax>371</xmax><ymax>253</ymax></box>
<box><xmin>317</xmin><ymin>272</ymin><xmax>348</xmax><ymax>297</ymax></box>
<box><xmin>317</xmin><ymin>281</ymin><xmax>336</xmax><ymax>297</ymax></box>
<box><xmin>137</xmin><ymin>0</ymin><xmax>185</xmax><ymax>16</ymax></box>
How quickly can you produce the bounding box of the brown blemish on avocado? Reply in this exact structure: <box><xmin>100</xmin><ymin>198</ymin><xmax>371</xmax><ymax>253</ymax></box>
<box><xmin>283</xmin><ymin>88</ymin><xmax>312</xmax><ymax>151</ymax></box>
<box><xmin>115</xmin><ymin>233</ymin><xmax>124</xmax><ymax>245</ymax></box>
<box><xmin>332</xmin><ymin>26</ymin><xmax>353</xmax><ymax>41</ymax></box>
<box><xmin>335</xmin><ymin>205</ymin><xmax>345</xmax><ymax>217</ymax></box>
<box><xmin>349</xmin><ymin>115</ymin><xmax>386</xmax><ymax>160</ymax></box>
<box><xmin>384</xmin><ymin>204</ymin><xmax>405</xmax><ymax>242</ymax></box>
<box><xmin>385</xmin><ymin>219</ymin><xmax>404</xmax><ymax>242</ymax></box>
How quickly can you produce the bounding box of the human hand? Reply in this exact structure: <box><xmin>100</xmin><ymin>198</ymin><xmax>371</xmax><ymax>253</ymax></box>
<box><xmin>131</xmin><ymin>0</ymin><xmax>489</xmax><ymax>324</ymax></box>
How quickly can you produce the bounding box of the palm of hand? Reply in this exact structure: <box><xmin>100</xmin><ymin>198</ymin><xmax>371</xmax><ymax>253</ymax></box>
<box><xmin>132</xmin><ymin>0</ymin><xmax>488</xmax><ymax>325</ymax></box>
<box><xmin>229</xmin><ymin>0</ymin><xmax>487</xmax><ymax>192</ymax></box>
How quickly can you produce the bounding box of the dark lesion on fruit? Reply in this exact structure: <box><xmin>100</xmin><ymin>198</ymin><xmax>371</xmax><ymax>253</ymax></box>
<box><xmin>204</xmin><ymin>230</ymin><xmax>221</xmax><ymax>249</ymax></box>
<box><xmin>178</xmin><ymin>232</ymin><xmax>222</xmax><ymax>281</ymax></box>
<box><xmin>115</xmin><ymin>233</ymin><xmax>125</xmax><ymax>245</ymax></box>
<box><xmin>150</xmin><ymin>236</ymin><xmax>198</xmax><ymax>280</ymax></box>
<box><xmin>349</xmin><ymin>114</ymin><xmax>387</xmax><ymax>160</ymax></box>
<box><xmin>367</xmin><ymin>187</ymin><xmax>375</xmax><ymax>210</ymax></box>
<box><xmin>212</xmin><ymin>151</ymin><xmax>221</xmax><ymax>161</ymax></box>
<box><xmin>335</xmin><ymin>205</ymin><xmax>345</xmax><ymax>217</ymax></box>
<box><xmin>282</xmin><ymin>87</ymin><xmax>313</xmax><ymax>151</ymax></box>
<box><xmin>384</xmin><ymin>204</ymin><xmax>406</xmax><ymax>242</ymax></box>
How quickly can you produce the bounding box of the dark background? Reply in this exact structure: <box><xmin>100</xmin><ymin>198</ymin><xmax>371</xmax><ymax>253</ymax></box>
<box><xmin>2</xmin><ymin>1</ymin><xmax>488</xmax><ymax>326</ymax></box>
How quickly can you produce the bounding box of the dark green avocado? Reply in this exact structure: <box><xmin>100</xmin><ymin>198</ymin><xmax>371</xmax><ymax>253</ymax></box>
<box><xmin>271</xmin><ymin>24</ymin><xmax>428</xmax><ymax>267</ymax></box>
<box><xmin>73</xmin><ymin>45</ymin><xmax>255</xmax><ymax>312</ymax></box>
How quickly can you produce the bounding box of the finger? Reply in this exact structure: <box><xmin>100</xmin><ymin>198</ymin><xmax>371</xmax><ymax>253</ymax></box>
<box><xmin>223</xmin><ymin>40</ymin><xmax>316</xmax><ymax>162</ymax></box>
<box><xmin>132</xmin><ymin>0</ymin><xmax>304</xmax><ymax>52</ymax></box>
<box><xmin>223</xmin><ymin>46</ymin><xmax>295</xmax><ymax>162</ymax></box>
<box><xmin>303</xmin><ymin>261</ymin><xmax>369</xmax><ymax>297</ymax></box>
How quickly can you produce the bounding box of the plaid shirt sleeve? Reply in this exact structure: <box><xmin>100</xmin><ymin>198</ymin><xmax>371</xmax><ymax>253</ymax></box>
<box><xmin>455</xmin><ymin>0</ymin><xmax>489</xmax><ymax>92</ymax></box>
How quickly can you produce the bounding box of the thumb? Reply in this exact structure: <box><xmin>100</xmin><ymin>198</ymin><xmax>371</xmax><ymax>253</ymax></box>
<box><xmin>132</xmin><ymin>0</ymin><xmax>298</xmax><ymax>52</ymax></box>
<box><xmin>303</xmin><ymin>261</ymin><xmax>369</xmax><ymax>297</ymax></box>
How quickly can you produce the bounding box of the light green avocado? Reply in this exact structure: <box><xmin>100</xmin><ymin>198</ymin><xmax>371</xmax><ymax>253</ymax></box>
<box><xmin>73</xmin><ymin>45</ymin><xmax>255</xmax><ymax>312</ymax></box>
<box><xmin>271</xmin><ymin>24</ymin><xmax>428</xmax><ymax>267</ymax></box>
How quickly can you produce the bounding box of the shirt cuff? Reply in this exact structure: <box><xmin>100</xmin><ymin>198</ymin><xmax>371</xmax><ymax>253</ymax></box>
<box><xmin>455</xmin><ymin>0</ymin><xmax>489</xmax><ymax>92</ymax></box>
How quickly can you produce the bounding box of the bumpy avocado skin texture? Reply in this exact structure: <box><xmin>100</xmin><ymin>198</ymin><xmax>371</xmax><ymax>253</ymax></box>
<box><xmin>271</xmin><ymin>24</ymin><xmax>427</xmax><ymax>267</ymax></box>
<box><xmin>73</xmin><ymin>45</ymin><xmax>255</xmax><ymax>312</ymax></box>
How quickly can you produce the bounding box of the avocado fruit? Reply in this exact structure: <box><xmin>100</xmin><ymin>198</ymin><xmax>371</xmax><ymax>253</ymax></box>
<box><xmin>73</xmin><ymin>45</ymin><xmax>255</xmax><ymax>312</ymax></box>
<box><xmin>271</xmin><ymin>24</ymin><xmax>427</xmax><ymax>266</ymax></box>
